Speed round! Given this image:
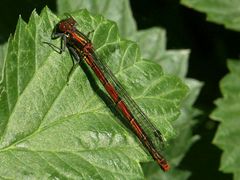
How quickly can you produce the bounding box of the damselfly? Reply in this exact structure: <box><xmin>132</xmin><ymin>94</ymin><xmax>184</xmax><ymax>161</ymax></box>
<box><xmin>45</xmin><ymin>15</ymin><xmax>170</xmax><ymax>171</ymax></box>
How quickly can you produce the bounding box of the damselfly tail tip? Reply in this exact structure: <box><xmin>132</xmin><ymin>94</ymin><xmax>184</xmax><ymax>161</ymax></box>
<box><xmin>156</xmin><ymin>157</ymin><xmax>170</xmax><ymax>172</ymax></box>
<box><xmin>162</xmin><ymin>164</ymin><xmax>170</xmax><ymax>172</ymax></box>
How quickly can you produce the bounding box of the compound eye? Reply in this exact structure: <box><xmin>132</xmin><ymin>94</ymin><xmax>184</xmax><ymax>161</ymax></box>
<box><xmin>59</xmin><ymin>23</ymin><xmax>67</xmax><ymax>32</ymax></box>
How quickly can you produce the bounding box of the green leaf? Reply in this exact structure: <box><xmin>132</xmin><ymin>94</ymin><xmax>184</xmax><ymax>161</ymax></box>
<box><xmin>211</xmin><ymin>60</ymin><xmax>240</xmax><ymax>179</ymax></box>
<box><xmin>131</xmin><ymin>28</ymin><xmax>190</xmax><ymax>78</ymax></box>
<box><xmin>57</xmin><ymin>0</ymin><xmax>136</xmax><ymax>37</ymax></box>
<box><xmin>132</xmin><ymin>26</ymin><xmax>203</xmax><ymax>179</ymax></box>
<box><xmin>129</xmin><ymin>28</ymin><xmax>166</xmax><ymax>60</ymax></box>
<box><xmin>56</xmin><ymin>0</ymin><xmax>203</xmax><ymax>178</ymax></box>
<box><xmin>142</xmin><ymin>79</ymin><xmax>202</xmax><ymax>180</ymax></box>
<box><xmin>0</xmin><ymin>7</ymin><xmax>188</xmax><ymax>178</ymax></box>
<box><xmin>181</xmin><ymin>0</ymin><xmax>240</xmax><ymax>32</ymax></box>
<box><xmin>0</xmin><ymin>42</ymin><xmax>8</xmax><ymax>81</ymax></box>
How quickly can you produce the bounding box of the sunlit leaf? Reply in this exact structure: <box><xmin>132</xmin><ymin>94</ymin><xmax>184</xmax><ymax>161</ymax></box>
<box><xmin>0</xmin><ymin>43</ymin><xmax>7</xmax><ymax>81</ymax></box>
<box><xmin>132</xmin><ymin>26</ymin><xmax>202</xmax><ymax>179</ymax></box>
<box><xmin>0</xmin><ymin>7</ymin><xmax>188</xmax><ymax>179</ymax></box>
<box><xmin>211</xmin><ymin>60</ymin><xmax>240</xmax><ymax>180</ymax></box>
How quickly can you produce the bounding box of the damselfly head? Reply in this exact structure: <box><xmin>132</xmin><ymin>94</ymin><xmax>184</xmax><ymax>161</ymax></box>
<box><xmin>57</xmin><ymin>17</ymin><xmax>77</xmax><ymax>33</ymax></box>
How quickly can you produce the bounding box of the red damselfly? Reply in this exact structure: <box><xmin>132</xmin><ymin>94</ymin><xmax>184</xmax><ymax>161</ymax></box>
<box><xmin>45</xmin><ymin>15</ymin><xmax>170</xmax><ymax>172</ymax></box>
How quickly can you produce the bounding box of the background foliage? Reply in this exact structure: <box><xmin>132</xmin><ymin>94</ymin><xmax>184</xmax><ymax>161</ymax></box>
<box><xmin>0</xmin><ymin>0</ymin><xmax>240</xmax><ymax>179</ymax></box>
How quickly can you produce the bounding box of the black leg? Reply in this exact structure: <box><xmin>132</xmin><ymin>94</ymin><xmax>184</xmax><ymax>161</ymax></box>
<box><xmin>60</xmin><ymin>35</ymin><xmax>67</xmax><ymax>52</ymax></box>
<box><xmin>43</xmin><ymin>33</ymin><xmax>67</xmax><ymax>54</ymax></box>
<box><xmin>66</xmin><ymin>46</ymin><xmax>82</xmax><ymax>84</ymax></box>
